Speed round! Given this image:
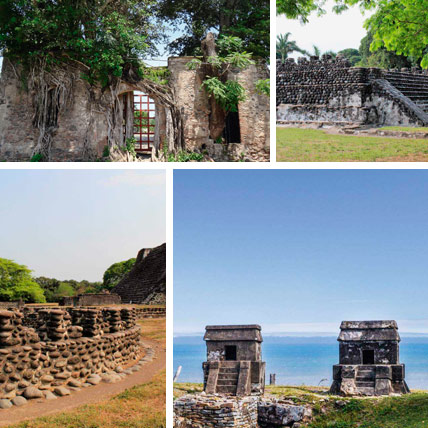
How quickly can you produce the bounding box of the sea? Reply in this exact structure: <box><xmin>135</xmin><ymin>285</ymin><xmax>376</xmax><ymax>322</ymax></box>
<box><xmin>174</xmin><ymin>335</ymin><xmax>428</xmax><ymax>390</ymax></box>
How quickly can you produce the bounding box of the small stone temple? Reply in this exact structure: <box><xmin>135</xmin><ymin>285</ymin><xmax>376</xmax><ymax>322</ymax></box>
<box><xmin>330</xmin><ymin>320</ymin><xmax>410</xmax><ymax>396</ymax></box>
<box><xmin>202</xmin><ymin>324</ymin><xmax>266</xmax><ymax>395</ymax></box>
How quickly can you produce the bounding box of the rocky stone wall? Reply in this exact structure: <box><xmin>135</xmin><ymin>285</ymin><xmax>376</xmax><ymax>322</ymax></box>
<box><xmin>0</xmin><ymin>57</ymin><xmax>269</xmax><ymax>162</ymax></box>
<box><xmin>174</xmin><ymin>395</ymin><xmax>259</xmax><ymax>428</ymax></box>
<box><xmin>60</xmin><ymin>293</ymin><xmax>121</xmax><ymax>307</ymax></box>
<box><xmin>135</xmin><ymin>307</ymin><xmax>166</xmax><ymax>318</ymax></box>
<box><xmin>276</xmin><ymin>56</ymin><xmax>428</xmax><ymax>126</ymax></box>
<box><xmin>0</xmin><ymin>307</ymin><xmax>141</xmax><ymax>403</ymax></box>
<box><xmin>174</xmin><ymin>395</ymin><xmax>312</xmax><ymax>428</ymax></box>
<box><xmin>168</xmin><ymin>58</ymin><xmax>270</xmax><ymax>162</ymax></box>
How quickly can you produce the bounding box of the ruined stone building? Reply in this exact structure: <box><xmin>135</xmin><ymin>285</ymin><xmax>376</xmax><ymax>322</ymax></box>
<box><xmin>112</xmin><ymin>243</ymin><xmax>166</xmax><ymax>305</ymax></box>
<box><xmin>0</xmin><ymin>54</ymin><xmax>269</xmax><ymax>162</ymax></box>
<box><xmin>277</xmin><ymin>55</ymin><xmax>428</xmax><ymax>127</ymax></box>
<box><xmin>203</xmin><ymin>324</ymin><xmax>266</xmax><ymax>395</ymax></box>
<box><xmin>330</xmin><ymin>320</ymin><xmax>409</xmax><ymax>396</ymax></box>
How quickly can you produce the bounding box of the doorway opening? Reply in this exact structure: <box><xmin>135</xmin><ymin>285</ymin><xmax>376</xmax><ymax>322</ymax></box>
<box><xmin>133</xmin><ymin>92</ymin><xmax>156</xmax><ymax>152</ymax></box>
<box><xmin>225</xmin><ymin>345</ymin><xmax>237</xmax><ymax>361</ymax></box>
<box><xmin>223</xmin><ymin>111</ymin><xmax>241</xmax><ymax>144</ymax></box>
<box><xmin>362</xmin><ymin>349</ymin><xmax>375</xmax><ymax>364</ymax></box>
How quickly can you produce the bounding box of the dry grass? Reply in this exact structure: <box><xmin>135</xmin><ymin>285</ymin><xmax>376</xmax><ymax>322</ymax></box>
<box><xmin>138</xmin><ymin>318</ymin><xmax>166</xmax><ymax>345</ymax></box>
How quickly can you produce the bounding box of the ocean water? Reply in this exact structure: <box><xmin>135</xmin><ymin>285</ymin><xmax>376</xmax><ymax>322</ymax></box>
<box><xmin>174</xmin><ymin>335</ymin><xmax>428</xmax><ymax>390</ymax></box>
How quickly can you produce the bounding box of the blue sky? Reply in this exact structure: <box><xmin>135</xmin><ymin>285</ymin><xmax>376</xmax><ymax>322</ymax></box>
<box><xmin>174</xmin><ymin>170</ymin><xmax>428</xmax><ymax>335</ymax></box>
<box><xmin>0</xmin><ymin>169</ymin><xmax>165</xmax><ymax>282</ymax></box>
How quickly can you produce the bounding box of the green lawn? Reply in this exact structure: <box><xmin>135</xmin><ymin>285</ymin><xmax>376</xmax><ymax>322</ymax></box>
<box><xmin>277</xmin><ymin>127</ymin><xmax>428</xmax><ymax>162</ymax></box>
<box><xmin>378</xmin><ymin>126</ymin><xmax>428</xmax><ymax>133</ymax></box>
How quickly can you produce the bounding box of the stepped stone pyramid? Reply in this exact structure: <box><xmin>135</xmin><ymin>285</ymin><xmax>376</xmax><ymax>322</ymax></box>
<box><xmin>276</xmin><ymin>55</ymin><xmax>428</xmax><ymax>126</ymax></box>
<box><xmin>112</xmin><ymin>243</ymin><xmax>166</xmax><ymax>304</ymax></box>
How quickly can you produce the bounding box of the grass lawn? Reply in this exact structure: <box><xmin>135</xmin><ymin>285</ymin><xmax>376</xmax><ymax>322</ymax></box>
<box><xmin>174</xmin><ymin>383</ymin><xmax>428</xmax><ymax>427</ymax></box>
<box><xmin>7</xmin><ymin>318</ymin><xmax>166</xmax><ymax>428</ymax></box>
<box><xmin>378</xmin><ymin>126</ymin><xmax>428</xmax><ymax>133</ymax></box>
<box><xmin>277</xmin><ymin>127</ymin><xmax>428</xmax><ymax>162</ymax></box>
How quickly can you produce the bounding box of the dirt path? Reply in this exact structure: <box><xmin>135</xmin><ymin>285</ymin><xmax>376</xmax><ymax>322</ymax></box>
<box><xmin>0</xmin><ymin>337</ymin><xmax>165</xmax><ymax>426</ymax></box>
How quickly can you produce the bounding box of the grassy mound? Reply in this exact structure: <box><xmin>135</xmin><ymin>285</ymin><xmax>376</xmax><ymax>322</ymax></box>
<box><xmin>174</xmin><ymin>383</ymin><xmax>428</xmax><ymax>427</ymax></box>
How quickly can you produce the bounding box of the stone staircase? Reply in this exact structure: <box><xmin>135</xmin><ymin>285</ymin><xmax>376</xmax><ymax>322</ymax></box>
<box><xmin>216</xmin><ymin>362</ymin><xmax>240</xmax><ymax>394</ymax></box>
<box><xmin>355</xmin><ymin>366</ymin><xmax>376</xmax><ymax>395</ymax></box>
<box><xmin>385</xmin><ymin>72</ymin><xmax>428</xmax><ymax>113</ymax></box>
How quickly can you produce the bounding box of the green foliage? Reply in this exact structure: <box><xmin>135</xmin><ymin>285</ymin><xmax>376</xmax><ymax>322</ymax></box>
<box><xmin>156</xmin><ymin>0</ymin><xmax>269</xmax><ymax>60</ymax></box>
<box><xmin>55</xmin><ymin>282</ymin><xmax>75</xmax><ymax>298</ymax></box>
<box><xmin>357</xmin><ymin>31</ymin><xmax>413</xmax><ymax>69</ymax></box>
<box><xmin>276</xmin><ymin>33</ymin><xmax>306</xmax><ymax>62</ymax></box>
<box><xmin>0</xmin><ymin>0</ymin><xmax>157</xmax><ymax>85</ymax></box>
<box><xmin>0</xmin><ymin>258</ymin><xmax>46</xmax><ymax>303</ymax></box>
<box><xmin>202</xmin><ymin>77</ymin><xmax>246</xmax><ymax>112</ymax></box>
<box><xmin>187</xmin><ymin>35</ymin><xmax>254</xmax><ymax>113</ymax></box>
<box><xmin>124</xmin><ymin>137</ymin><xmax>137</xmax><ymax>159</ymax></box>
<box><xmin>277</xmin><ymin>0</ymin><xmax>327</xmax><ymax>22</ymax></box>
<box><xmin>103</xmin><ymin>258</ymin><xmax>136</xmax><ymax>290</ymax></box>
<box><xmin>102</xmin><ymin>145</ymin><xmax>110</xmax><ymax>158</ymax></box>
<box><xmin>30</xmin><ymin>153</ymin><xmax>44</xmax><ymax>162</ymax></box>
<box><xmin>255</xmin><ymin>79</ymin><xmax>270</xmax><ymax>96</ymax></box>
<box><xmin>337</xmin><ymin>48</ymin><xmax>361</xmax><ymax>66</ymax></box>
<box><xmin>140</xmin><ymin>66</ymin><xmax>170</xmax><ymax>85</ymax></box>
<box><xmin>162</xmin><ymin>145</ymin><xmax>204</xmax><ymax>161</ymax></box>
<box><xmin>34</xmin><ymin>276</ymin><xmax>102</xmax><ymax>302</ymax></box>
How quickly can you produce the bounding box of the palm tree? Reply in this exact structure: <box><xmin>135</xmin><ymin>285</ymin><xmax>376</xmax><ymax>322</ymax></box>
<box><xmin>276</xmin><ymin>33</ymin><xmax>306</xmax><ymax>63</ymax></box>
<box><xmin>304</xmin><ymin>45</ymin><xmax>337</xmax><ymax>59</ymax></box>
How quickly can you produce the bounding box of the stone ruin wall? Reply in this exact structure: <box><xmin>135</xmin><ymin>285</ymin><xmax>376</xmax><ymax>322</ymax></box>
<box><xmin>61</xmin><ymin>293</ymin><xmax>122</xmax><ymax>307</ymax></box>
<box><xmin>276</xmin><ymin>56</ymin><xmax>428</xmax><ymax>126</ymax></box>
<box><xmin>0</xmin><ymin>57</ymin><xmax>269</xmax><ymax>162</ymax></box>
<box><xmin>135</xmin><ymin>307</ymin><xmax>166</xmax><ymax>318</ymax></box>
<box><xmin>0</xmin><ymin>306</ymin><xmax>141</xmax><ymax>400</ymax></box>
<box><xmin>174</xmin><ymin>395</ymin><xmax>312</xmax><ymax>428</ymax></box>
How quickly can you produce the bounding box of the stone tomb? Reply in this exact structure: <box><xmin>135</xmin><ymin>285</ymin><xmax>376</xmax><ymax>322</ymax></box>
<box><xmin>203</xmin><ymin>325</ymin><xmax>266</xmax><ymax>395</ymax></box>
<box><xmin>330</xmin><ymin>320</ymin><xmax>410</xmax><ymax>396</ymax></box>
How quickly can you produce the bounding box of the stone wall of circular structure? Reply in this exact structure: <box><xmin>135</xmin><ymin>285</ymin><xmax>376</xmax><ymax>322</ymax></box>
<box><xmin>0</xmin><ymin>307</ymin><xmax>142</xmax><ymax>405</ymax></box>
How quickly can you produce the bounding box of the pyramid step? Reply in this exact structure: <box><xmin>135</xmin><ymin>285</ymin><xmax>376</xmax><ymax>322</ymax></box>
<box><xmin>356</xmin><ymin>374</ymin><xmax>375</xmax><ymax>381</ymax></box>
<box><xmin>356</xmin><ymin>381</ymin><xmax>375</xmax><ymax>387</ymax></box>
<box><xmin>217</xmin><ymin>385</ymin><xmax>237</xmax><ymax>394</ymax></box>
<box><xmin>217</xmin><ymin>379</ymin><xmax>238</xmax><ymax>386</ymax></box>
<box><xmin>356</xmin><ymin>386</ymin><xmax>375</xmax><ymax>396</ymax></box>
<box><xmin>219</xmin><ymin>369</ymin><xmax>239</xmax><ymax>374</ymax></box>
<box><xmin>218</xmin><ymin>373</ymin><xmax>239</xmax><ymax>380</ymax></box>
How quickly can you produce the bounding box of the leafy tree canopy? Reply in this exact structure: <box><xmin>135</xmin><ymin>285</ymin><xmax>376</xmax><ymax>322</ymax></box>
<box><xmin>279</xmin><ymin>0</ymin><xmax>428</xmax><ymax>68</ymax></box>
<box><xmin>357</xmin><ymin>31</ymin><xmax>413</xmax><ymax>69</ymax></box>
<box><xmin>0</xmin><ymin>258</ymin><xmax>46</xmax><ymax>303</ymax></box>
<box><xmin>338</xmin><ymin>48</ymin><xmax>361</xmax><ymax>66</ymax></box>
<box><xmin>0</xmin><ymin>0</ymin><xmax>159</xmax><ymax>85</ymax></box>
<box><xmin>277</xmin><ymin>0</ymin><xmax>326</xmax><ymax>22</ymax></box>
<box><xmin>155</xmin><ymin>0</ymin><xmax>269</xmax><ymax>60</ymax></box>
<box><xmin>103</xmin><ymin>258</ymin><xmax>136</xmax><ymax>290</ymax></box>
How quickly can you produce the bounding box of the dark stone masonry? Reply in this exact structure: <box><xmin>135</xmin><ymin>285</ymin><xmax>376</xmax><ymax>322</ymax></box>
<box><xmin>0</xmin><ymin>306</ymin><xmax>142</xmax><ymax>408</ymax></box>
<box><xmin>203</xmin><ymin>325</ymin><xmax>266</xmax><ymax>396</ymax></box>
<box><xmin>330</xmin><ymin>320</ymin><xmax>410</xmax><ymax>396</ymax></box>
<box><xmin>112</xmin><ymin>243</ymin><xmax>166</xmax><ymax>305</ymax></box>
<box><xmin>276</xmin><ymin>55</ymin><xmax>428</xmax><ymax>126</ymax></box>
